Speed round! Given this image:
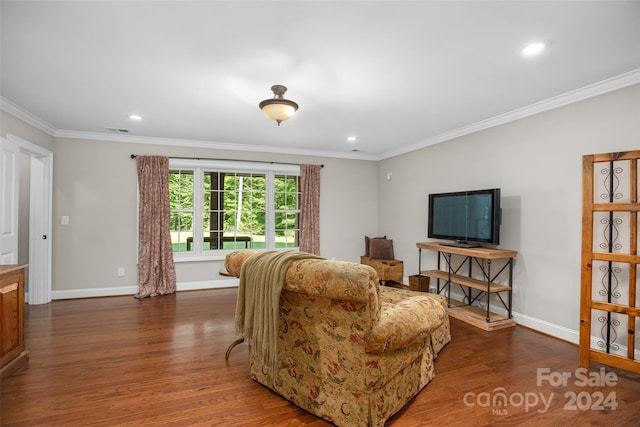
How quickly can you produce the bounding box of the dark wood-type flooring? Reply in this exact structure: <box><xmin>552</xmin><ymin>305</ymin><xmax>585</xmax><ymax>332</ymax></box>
<box><xmin>1</xmin><ymin>288</ymin><xmax>639</xmax><ymax>426</ymax></box>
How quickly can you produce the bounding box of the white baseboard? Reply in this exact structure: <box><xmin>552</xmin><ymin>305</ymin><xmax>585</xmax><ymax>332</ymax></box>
<box><xmin>446</xmin><ymin>289</ymin><xmax>640</xmax><ymax>358</ymax></box>
<box><xmin>512</xmin><ymin>311</ymin><xmax>579</xmax><ymax>344</ymax></box>
<box><xmin>177</xmin><ymin>279</ymin><xmax>239</xmax><ymax>291</ymax></box>
<box><xmin>444</xmin><ymin>288</ymin><xmax>579</xmax><ymax>343</ymax></box>
<box><xmin>50</xmin><ymin>285</ymin><xmax>139</xmax><ymax>300</ymax></box>
<box><xmin>49</xmin><ymin>278</ymin><xmax>239</xmax><ymax>300</ymax></box>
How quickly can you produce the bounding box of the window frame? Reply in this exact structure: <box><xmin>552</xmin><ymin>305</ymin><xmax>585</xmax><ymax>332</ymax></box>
<box><xmin>169</xmin><ymin>158</ymin><xmax>300</xmax><ymax>262</ymax></box>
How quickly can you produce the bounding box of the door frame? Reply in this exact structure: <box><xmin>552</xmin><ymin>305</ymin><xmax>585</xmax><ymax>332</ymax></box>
<box><xmin>8</xmin><ymin>135</ymin><xmax>53</xmax><ymax>304</ymax></box>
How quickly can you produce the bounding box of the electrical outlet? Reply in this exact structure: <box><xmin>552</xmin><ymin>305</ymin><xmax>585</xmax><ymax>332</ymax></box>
<box><xmin>117</xmin><ymin>267</ymin><xmax>125</xmax><ymax>277</ymax></box>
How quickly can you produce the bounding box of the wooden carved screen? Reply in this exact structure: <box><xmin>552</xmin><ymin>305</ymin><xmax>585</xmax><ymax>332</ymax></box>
<box><xmin>580</xmin><ymin>150</ymin><xmax>640</xmax><ymax>374</ymax></box>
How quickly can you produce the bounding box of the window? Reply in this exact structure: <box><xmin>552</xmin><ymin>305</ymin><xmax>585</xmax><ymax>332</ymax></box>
<box><xmin>274</xmin><ymin>174</ymin><xmax>300</xmax><ymax>248</ymax></box>
<box><xmin>168</xmin><ymin>169</ymin><xmax>194</xmax><ymax>252</ymax></box>
<box><xmin>168</xmin><ymin>159</ymin><xmax>300</xmax><ymax>260</ymax></box>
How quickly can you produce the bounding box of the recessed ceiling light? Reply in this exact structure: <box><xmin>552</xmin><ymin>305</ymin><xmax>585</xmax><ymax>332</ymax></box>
<box><xmin>129</xmin><ymin>114</ymin><xmax>143</xmax><ymax>121</ymax></box>
<box><xmin>347</xmin><ymin>136</ymin><xmax>357</xmax><ymax>142</ymax></box>
<box><xmin>522</xmin><ymin>42</ymin><xmax>545</xmax><ymax>56</ymax></box>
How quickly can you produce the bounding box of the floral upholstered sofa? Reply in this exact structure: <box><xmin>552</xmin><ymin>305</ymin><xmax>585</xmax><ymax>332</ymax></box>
<box><xmin>225</xmin><ymin>250</ymin><xmax>450</xmax><ymax>427</ymax></box>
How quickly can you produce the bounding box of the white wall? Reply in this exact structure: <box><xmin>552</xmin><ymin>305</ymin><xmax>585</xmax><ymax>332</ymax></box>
<box><xmin>377</xmin><ymin>83</ymin><xmax>640</xmax><ymax>340</ymax></box>
<box><xmin>51</xmin><ymin>137</ymin><xmax>379</xmax><ymax>295</ymax></box>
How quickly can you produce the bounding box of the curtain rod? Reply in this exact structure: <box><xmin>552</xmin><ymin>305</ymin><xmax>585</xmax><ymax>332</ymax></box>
<box><xmin>130</xmin><ymin>154</ymin><xmax>323</xmax><ymax>168</ymax></box>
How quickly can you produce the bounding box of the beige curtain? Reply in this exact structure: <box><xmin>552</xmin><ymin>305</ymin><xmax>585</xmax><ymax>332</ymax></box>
<box><xmin>299</xmin><ymin>164</ymin><xmax>321</xmax><ymax>255</ymax></box>
<box><xmin>136</xmin><ymin>156</ymin><xmax>176</xmax><ymax>298</ymax></box>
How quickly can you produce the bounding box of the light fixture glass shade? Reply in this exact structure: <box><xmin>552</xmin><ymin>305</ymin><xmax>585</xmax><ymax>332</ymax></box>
<box><xmin>261</xmin><ymin>102</ymin><xmax>297</xmax><ymax>121</ymax></box>
<box><xmin>259</xmin><ymin>85</ymin><xmax>298</xmax><ymax>125</ymax></box>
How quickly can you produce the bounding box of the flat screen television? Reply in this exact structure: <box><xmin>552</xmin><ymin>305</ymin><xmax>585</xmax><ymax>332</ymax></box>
<box><xmin>428</xmin><ymin>188</ymin><xmax>501</xmax><ymax>247</ymax></box>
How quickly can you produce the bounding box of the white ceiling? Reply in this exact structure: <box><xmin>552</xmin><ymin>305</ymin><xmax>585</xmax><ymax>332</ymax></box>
<box><xmin>1</xmin><ymin>1</ymin><xmax>639</xmax><ymax>160</ymax></box>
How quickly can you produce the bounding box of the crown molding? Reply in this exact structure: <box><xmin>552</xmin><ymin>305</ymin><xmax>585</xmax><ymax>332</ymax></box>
<box><xmin>379</xmin><ymin>68</ymin><xmax>640</xmax><ymax>160</ymax></box>
<box><xmin>53</xmin><ymin>129</ymin><xmax>380</xmax><ymax>161</ymax></box>
<box><xmin>0</xmin><ymin>97</ymin><xmax>57</xmax><ymax>136</ymax></box>
<box><xmin>3</xmin><ymin>69</ymin><xmax>639</xmax><ymax>162</ymax></box>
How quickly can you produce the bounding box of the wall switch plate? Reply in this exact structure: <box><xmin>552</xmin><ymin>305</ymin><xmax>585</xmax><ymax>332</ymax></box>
<box><xmin>61</xmin><ymin>216</ymin><xmax>69</xmax><ymax>225</ymax></box>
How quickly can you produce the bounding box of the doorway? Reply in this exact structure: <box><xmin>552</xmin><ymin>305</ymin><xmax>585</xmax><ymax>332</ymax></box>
<box><xmin>1</xmin><ymin>135</ymin><xmax>52</xmax><ymax>304</ymax></box>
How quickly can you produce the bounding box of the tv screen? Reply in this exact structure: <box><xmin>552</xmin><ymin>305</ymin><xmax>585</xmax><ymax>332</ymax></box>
<box><xmin>428</xmin><ymin>188</ymin><xmax>501</xmax><ymax>247</ymax></box>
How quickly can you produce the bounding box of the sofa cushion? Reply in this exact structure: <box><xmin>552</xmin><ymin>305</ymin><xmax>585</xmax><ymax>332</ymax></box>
<box><xmin>366</xmin><ymin>290</ymin><xmax>445</xmax><ymax>353</ymax></box>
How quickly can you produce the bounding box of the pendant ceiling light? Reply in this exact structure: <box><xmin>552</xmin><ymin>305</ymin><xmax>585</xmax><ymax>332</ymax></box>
<box><xmin>259</xmin><ymin>85</ymin><xmax>299</xmax><ymax>125</ymax></box>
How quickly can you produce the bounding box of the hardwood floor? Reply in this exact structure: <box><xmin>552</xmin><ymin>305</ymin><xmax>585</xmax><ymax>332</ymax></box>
<box><xmin>1</xmin><ymin>288</ymin><xmax>639</xmax><ymax>426</ymax></box>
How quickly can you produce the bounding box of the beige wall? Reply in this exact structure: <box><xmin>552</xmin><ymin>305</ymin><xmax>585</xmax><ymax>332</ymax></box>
<box><xmin>377</xmin><ymin>83</ymin><xmax>640</xmax><ymax>337</ymax></box>
<box><xmin>52</xmin><ymin>138</ymin><xmax>379</xmax><ymax>292</ymax></box>
<box><xmin>0</xmin><ymin>110</ymin><xmax>54</xmax><ymax>150</ymax></box>
<box><xmin>3</xmin><ymin>83</ymin><xmax>639</xmax><ymax>342</ymax></box>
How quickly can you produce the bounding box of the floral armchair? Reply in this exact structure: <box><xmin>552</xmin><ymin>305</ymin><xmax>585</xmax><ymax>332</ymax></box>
<box><xmin>225</xmin><ymin>250</ymin><xmax>450</xmax><ymax>427</ymax></box>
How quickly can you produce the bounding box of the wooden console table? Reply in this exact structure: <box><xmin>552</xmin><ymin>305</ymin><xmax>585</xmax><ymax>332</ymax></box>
<box><xmin>417</xmin><ymin>242</ymin><xmax>517</xmax><ymax>331</ymax></box>
<box><xmin>1</xmin><ymin>265</ymin><xmax>29</xmax><ymax>379</ymax></box>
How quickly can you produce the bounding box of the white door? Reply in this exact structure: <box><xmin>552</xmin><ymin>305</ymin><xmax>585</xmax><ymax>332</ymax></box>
<box><xmin>0</xmin><ymin>137</ymin><xmax>20</xmax><ymax>264</ymax></box>
<box><xmin>28</xmin><ymin>155</ymin><xmax>51</xmax><ymax>304</ymax></box>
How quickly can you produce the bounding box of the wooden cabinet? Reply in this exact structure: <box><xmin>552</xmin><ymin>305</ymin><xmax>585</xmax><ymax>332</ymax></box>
<box><xmin>1</xmin><ymin>265</ymin><xmax>29</xmax><ymax>379</ymax></box>
<box><xmin>417</xmin><ymin>242</ymin><xmax>517</xmax><ymax>331</ymax></box>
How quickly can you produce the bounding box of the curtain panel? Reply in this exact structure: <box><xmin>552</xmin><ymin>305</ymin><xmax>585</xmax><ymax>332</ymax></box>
<box><xmin>136</xmin><ymin>156</ymin><xmax>176</xmax><ymax>298</ymax></box>
<box><xmin>299</xmin><ymin>164</ymin><xmax>321</xmax><ymax>255</ymax></box>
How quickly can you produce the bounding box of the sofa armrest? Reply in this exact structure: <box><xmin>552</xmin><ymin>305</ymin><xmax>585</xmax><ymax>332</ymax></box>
<box><xmin>365</xmin><ymin>295</ymin><xmax>445</xmax><ymax>353</ymax></box>
<box><xmin>224</xmin><ymin>250</ymin><xmax>260</xmax><ymax>277</ymax></box>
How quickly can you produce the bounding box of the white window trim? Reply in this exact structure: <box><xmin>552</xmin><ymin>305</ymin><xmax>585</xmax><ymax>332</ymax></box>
<box><xmin>169</xmin><ymin>159</ymin><xmax>300</xmax><ymax>263</ymax></box>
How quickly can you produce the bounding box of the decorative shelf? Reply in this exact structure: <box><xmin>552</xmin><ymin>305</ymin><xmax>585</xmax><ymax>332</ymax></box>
<box><xmin>420</xmin><ymin>269</ymin><xmax>512</xmax><ymax>293</ymax></box>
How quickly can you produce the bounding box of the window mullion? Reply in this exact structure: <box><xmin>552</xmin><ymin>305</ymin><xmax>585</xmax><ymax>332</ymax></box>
<box><xmin>193</xmin><ymin>167</ymin><xmax>204</xmax><ymax>254</ymax></box>
<box><xmin>265</xmin><ymin>171</ymin><xmax>275</xmax><ymax>250</ymax></box>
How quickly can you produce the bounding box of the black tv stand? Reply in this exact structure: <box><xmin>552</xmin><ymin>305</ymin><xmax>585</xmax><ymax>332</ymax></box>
<box><xmin>442</xmin><ymin>241</ymin><xmax>481</xmax><ymax>248</ymax></box>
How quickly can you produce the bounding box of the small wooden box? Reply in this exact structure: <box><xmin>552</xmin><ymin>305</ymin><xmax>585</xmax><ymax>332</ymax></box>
<box><xmin>361</xmin><ymin>256</ymin><xmax>403</xmax><ymax>285</ymax></box>
<box><xmin>409</xmin><ymin>275</ymin><xmax>430</xmax><ymax>292</ymax></box>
